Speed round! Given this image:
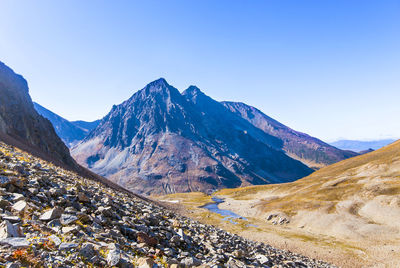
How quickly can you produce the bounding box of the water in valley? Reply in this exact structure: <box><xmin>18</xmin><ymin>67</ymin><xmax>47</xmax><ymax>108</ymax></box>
<box><xmin>201</xmin><ymin>196</ymin><xmax>258</xmax><ymax>227</ymax></box>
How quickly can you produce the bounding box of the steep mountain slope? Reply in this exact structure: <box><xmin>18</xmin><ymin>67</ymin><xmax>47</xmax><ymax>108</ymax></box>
<box><xmin>213</xmin><ymin>139</ymin><xmax>400</xmax><ymax>267</ymax></box>
<box><xmin>0</xmin><ymin>61</ymin><xmax>76</xmax><ymax>168</ymax></box>
<box><xmin>72</xmin><ymin>79</ymin><xmax>312</xmax><ymax>195</ymax></box>
<box><xmin>34</xmin><ymin>102</ymin><xmax>99</xmax><ymax>147</ymax></box>
<box><xmin>330</xmin><ymin>138</ymin><xmax>396</xmax><ymax>152</ymax></box>
<box><xmin>222</xmin><ymin>101</ymin><xmax>358</xmax><ymax>168</ymax></box>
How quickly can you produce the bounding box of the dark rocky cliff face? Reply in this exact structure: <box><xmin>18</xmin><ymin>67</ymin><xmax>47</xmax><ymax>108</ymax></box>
<box><xmin>222</xmin><ymin>101</ymin><xmax>358</xmax><ymax>169</ymax></box>
<box><xmin>0</xmin><ymin>61</ymin><xmax>76</xmax><ymax>168</ymax></box>
<box><xmin>72</xmin><ymin>78</ymin><xmax>313</xmax><ymax>195</ymax></box>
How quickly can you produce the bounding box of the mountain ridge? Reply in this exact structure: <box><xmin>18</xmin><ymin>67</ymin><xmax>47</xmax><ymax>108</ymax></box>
<box><xmin>222</xmin><ymin>101</ymin><xmax>358</xmax><ymax>168</ymax></box>
<box><xmin>72</xmin><ymin>79</ymin><xmax>313</xmax><ymax>194</ymax></box>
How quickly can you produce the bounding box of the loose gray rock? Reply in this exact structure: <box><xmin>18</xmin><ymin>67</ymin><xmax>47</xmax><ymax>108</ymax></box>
<box><xmin>0</xmin><ymin>237</ymin><xmax>29</xmax><ymax>248</ymax></box>
<box><xmin>79</xmin><ymin>243</ymin><xmax>96</xmax><ymax>259</ymax></box>
<box><xmin>59</xmin><ymin>242</ymin><xmax>78</xmax><ymax>251</ymax></box>
<box><xmin>107</xmin><ymin>248</ymin><xmax>121</xmax><ymax>266</ymax></box>
<box><xmin>11</xmin><ymin>200</ymin><xmax>27</xmax><ymax>213</ymax></box>
<box><xmin>0</xmin><ymin>221</ymin><xmax>22</xmax><ymax>238</ymax></box>
<box><xmin>60</xmin><ymin>214</ymin><xmax>78</xmax><ymax>225</ymax></box>
<box><xmin>39</xmin><ymin>207</ymin><xmax>63</xmax><ymax>221</ymax></box>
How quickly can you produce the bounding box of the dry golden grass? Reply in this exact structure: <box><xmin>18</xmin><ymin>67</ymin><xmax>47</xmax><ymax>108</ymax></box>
<box><xmin>159</xmin><ymin>192</ymin><xmax>212</xmax><ymax>209</ymax></box>
<box><xmin>216</xmin><ymin>140</ymin><xmax>400</xmax><ymax>215</ymax></box>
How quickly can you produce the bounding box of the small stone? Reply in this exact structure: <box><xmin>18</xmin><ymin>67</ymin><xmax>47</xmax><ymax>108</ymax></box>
<box><xmin>98</xmin><ymin>206</ymin><xmax>112</xmax><ymax>217</ymax></box>
<box><xmin>2</xmin><ymin>216</ymin><xmax>20</xmax><ymax>223</ymax></box>
<box><xmin>177</xmin><ymin>228</ymin><xmax>186</xmax><ymax>239</ymax></box>
<box><xmin>0</xmin><ymin>237</ymin><xmax>29</xmax><ymax>248</ymax></box>
<box><xmin>107</xmin><ymin>248</ymin><xmax>121</xmax><ymax>266</ymax></box>
<box><xmin>39</xmin><ymin>207</ymin><xmax>63</xmax><ymax>221</ymax></box>
<box><xmin>78</xmin><ymin>192</ymin><xmax>90</xmax><ymax>203</ymax></box>
<box><xmin>62</xmin><ymin>226</ymin><xmax>79</xmax><ymax>234</ymax></box>
<box><xmin>60</xmin><ymin>214</ymin><xmax>78</xmax><ymax>225</ymax></box>
<box><xmin>0</xmin><ymin>188</ymin><xmax>6</xmax><ymax>195</ymax></box>
<box><xmin>0</xmin><ymin>221</ymin><xmax>23</xmax><ymax>238</ymax></box>
<box><xmin>136</xmin><ymin>232</ymin><xmax>157</xmax><ymax>247</ymax></box>
<box><xmin>11</xmin><ymin>178</ymin><xmax>26</xmax><ymax>188</ymax></box>
<box><xmin>233</xmin><ymin>249</ymin><xmax>244</xmax><ymax>258</ymax></box>
<box><xmin>6</xmin><ymin>262</ymin><xmax>21</xmax><ymax>268</ymax></box>
<box><xmin>11</xmin><ymin>201</ymin><xmax>27</xmax><ymax>213</ymax></box>
<box><xmin>227</xmin><ymin>257</ymin><xmax>246</xmax><ymax>268</ymax></box>
<box><xmin>0</xmin><ymin>176</ymin><xmax>11</xmax><ymax>187</ymax></box>
<box><xmin>255</xmin><ymin>254</ymin><xmax>269</xmax><ymax>265</ymax></box>
<box><xmin>48</xmin><ymin>235</ymin><xmax>62</xmax><ymax>247</ymax></box>
<box><xmin>59</xmin><ymin>242</ymin><xmax>78</xmax><ymax>251</ymax></box>
<box><xmin>181</xmin><ymin>256</ymin><xmax>202</xmax><ymax>267</ymax></box>
<box><xmin>0</xmin><ymin>198</ymin><xmax>10</xmax><ymax>209</ymax></box>
<box><xmin>28</xmin><ymin>188</ymin><xmax>38</xmax><ymax>195</ymax></box>
<box><xmin>79</xmin><ymin>243</ymin><xmax>96</xmax><ymax>259</ymax></box>
<box><xmin>136</xmin><ymin>257</ymin><xmax>154</xmax><ymax>268</ymax></box>
<box><xmin>172</xmin><ymin>219</ymin><xmax>181</xmax><ymax>228</ymax></box>
<box><xmin>47</xmin><ymin>219</ymin><xmax>62</xmax><ymax>232</ymax></box>
<box><xmin>10</xmin><ymin>193</ymin><xmax>24</xmax><ymax>202</ymax></box>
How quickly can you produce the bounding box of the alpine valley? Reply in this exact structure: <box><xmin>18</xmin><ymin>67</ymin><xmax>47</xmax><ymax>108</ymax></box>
<box><xmin>0</xmin><ymin>60</ymin><xmax>398</xmax><ymax>267</ymax></box>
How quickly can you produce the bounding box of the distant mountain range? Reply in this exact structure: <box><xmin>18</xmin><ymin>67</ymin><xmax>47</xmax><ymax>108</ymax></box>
<box><xmin>34</xmin><ymin>102</ymin><xmax>100</xmax><ymax>147</ymax></box>
<box><xmin>329</xmin><ymin>139</ymin><xmax>396</xmax><ymax>152</ymax></box>
<box><xmin>70</xmin><ymin>78</ymin><xmax>358</xmax><ymax>194</ymax></box>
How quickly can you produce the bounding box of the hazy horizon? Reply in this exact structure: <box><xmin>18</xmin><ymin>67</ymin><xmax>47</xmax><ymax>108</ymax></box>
<box><xmin>1</xmin><ymin>0</ymin><xmax>399</xmax><ymax>141</ymax></box>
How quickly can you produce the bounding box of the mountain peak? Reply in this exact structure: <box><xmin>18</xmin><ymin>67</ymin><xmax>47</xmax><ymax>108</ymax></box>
<box><xmin>183</xmin><ymin>85</ymin><xmax>203</xmax><ymax>97</ymax></box>
<box><xmin>146</xmin><ymin>78</ymin><xmax>169</xmax><ymax>88</ymax></box>
<box><xmin>137</xmin><ymin>78</ymin><xmax>180</xmax><ymax>98</ymax></box>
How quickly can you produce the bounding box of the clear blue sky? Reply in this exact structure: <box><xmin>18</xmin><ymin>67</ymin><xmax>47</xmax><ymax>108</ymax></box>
<box><xmin>0</xmin><ymin>0</ymin><xmax>399</xmax><ymax>142</ymax></box>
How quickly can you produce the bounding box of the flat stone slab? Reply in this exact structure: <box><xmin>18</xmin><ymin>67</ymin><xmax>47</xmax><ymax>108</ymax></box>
<box><xmin>0</xmin><ymin>238</ymin><xmax>29</xmax><ymax>248</ymax></box>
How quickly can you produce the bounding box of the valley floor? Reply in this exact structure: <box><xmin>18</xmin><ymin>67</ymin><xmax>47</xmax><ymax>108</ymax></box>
<box><xmin>158</xmin><ymin>192</ymin><xmax>400</xmax><ymax>268</ymax></box>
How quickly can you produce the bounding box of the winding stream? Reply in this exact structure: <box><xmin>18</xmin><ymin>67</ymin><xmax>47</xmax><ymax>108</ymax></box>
<box><xmin>201</xmin><ymin>196</ymin><xmax>257</xmax><ymax>227</ymax></box>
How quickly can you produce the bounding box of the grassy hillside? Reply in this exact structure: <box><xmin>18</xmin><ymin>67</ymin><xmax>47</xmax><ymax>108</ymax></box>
<box><xmin>218</xmin><ymin>139</ymin><xmax>400</xmax><ymax>214</ymax></box>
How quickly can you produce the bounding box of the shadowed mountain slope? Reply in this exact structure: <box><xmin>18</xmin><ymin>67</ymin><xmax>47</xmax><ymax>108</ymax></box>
<box><xmin>0</xmin><ymin>61</ymin><xmax>76</xmax><ymax>168</ymax></box>
<box><xmin>222</xmin><ymin>101</ymin><xmax>358</xmax><ymax>169</ymax></box>
<box><xmin>34</xmin><ymin>102</ymin><xmax>100</xmax><ymax>147</ymax></box>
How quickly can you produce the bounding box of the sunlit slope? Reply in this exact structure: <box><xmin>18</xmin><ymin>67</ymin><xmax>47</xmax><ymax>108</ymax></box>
<box><xmin>218</xmin><ymin>139</ymin><xmax>400</xmax><ymax>240</ymax></box>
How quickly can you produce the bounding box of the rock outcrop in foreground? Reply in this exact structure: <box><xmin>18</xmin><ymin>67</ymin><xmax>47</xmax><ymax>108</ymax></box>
<box><xmin>0</xmin><ymin>141</ymin><xmax>333</xmax><ymax>267</ymax></box>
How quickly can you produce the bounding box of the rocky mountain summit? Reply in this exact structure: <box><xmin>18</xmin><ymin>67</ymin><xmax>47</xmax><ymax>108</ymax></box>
<box><xmin>222</xmin><ymin>102</ymin><xmax>358</xmax><ymax>169</ymax></box>
<box><xmin>72</xmin><ymin>79</ymin><xmax>313</xmax><ymax>195</ymax></box>
<box><xmin>0</xmin><ymin>61</ymin><xmax>76</xmax><ymax>169</ymax></box>
<box><xmin>0</xmin><ymin>141</ymin><xmax>333</xmax><ymax>267</ymax></box>
<box><xmin>33</xmin><ymin>102</ymin><xmax>100</xmax><ymax>147</ymax></box>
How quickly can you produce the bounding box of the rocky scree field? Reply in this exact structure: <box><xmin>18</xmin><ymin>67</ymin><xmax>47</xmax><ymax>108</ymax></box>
<box><xmin>0</xmin><ymin>141</ymin><xmax>334</xmax><ymax>267</ymax></box>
